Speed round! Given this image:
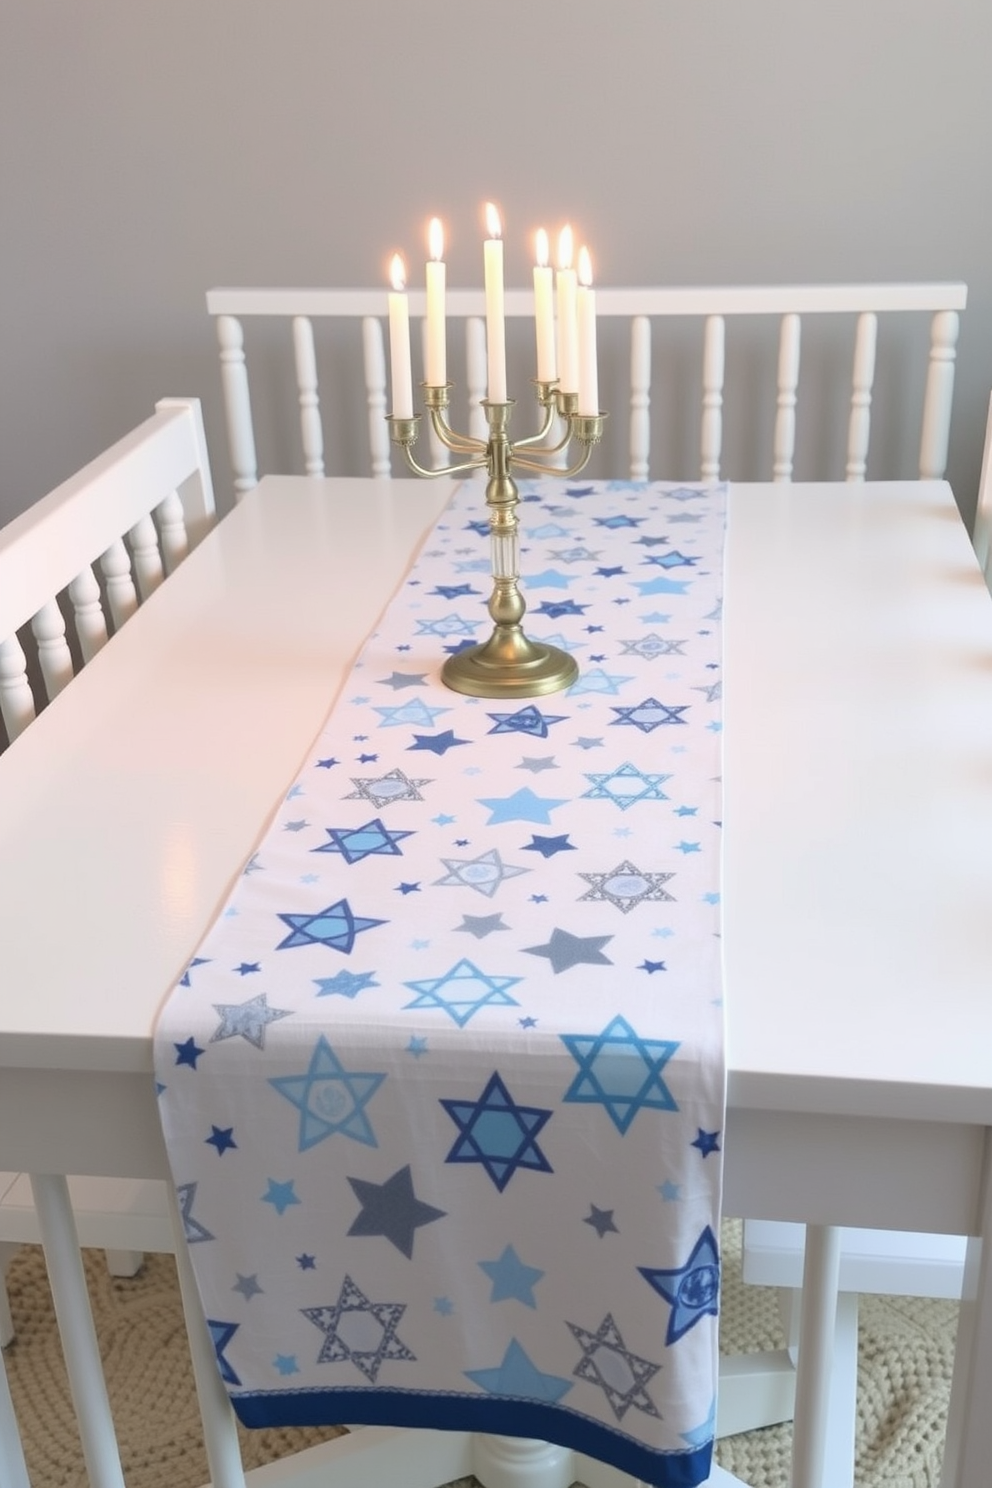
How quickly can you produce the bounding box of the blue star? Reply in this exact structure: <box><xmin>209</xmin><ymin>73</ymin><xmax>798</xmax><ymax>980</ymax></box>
<box><xmin>441</xmin><ymin>1072</ymin><xmax>553</xmax><ymax>1191</ymax></box>
<box><xmin>640</xmin><ymin>959</ymin><xmax>667</xmax><ymax>974</ymax></box>
<box><xmin>525</xmin><ymin>568</ymin><xmax>573</xmax><ymax>589</ymax></box>
<box><xmin>211</xmin><ymin>993</ymin><xmax>292</xmax><ymax>1049</ymax></box>
<box><xmin>478</xmin><ymin>1244</ymin><xmax>545</xmax><ymax>1307</ymax></box>
<box><xmin>639</xmin><ymin>1225</ymin><xmax>721</xmax><ymax>1344</ymax></box>
<box><xmin>643</xmin><ymin>549</ymin><xmax>699</xmax><ymax>569</ymax></box>
<box><xmin>561</xmin><ymin>1015</ymin><xmax>679</xmax><ymax>1133</ymax></box>
<box><xmin>434</xmin><ymin>1297</ymin><xmax>454</xmax><ymax>1315</ymax></box>
<box><xmin>270</xmin><ymin>1036</ymin><xmax>386</xmax><ymax>1151</ymax></box>
<box><xmin>658</xmin><ymin>1180</ymin><xmax>681</xmax><ymax>1201</ymax></box>
<box><xmin>594</xmin><ymin>513</ymin><xmax>643</xmax><ymax>529</ymax></box>
<box><xmin>261</xmin><ymin>1178</ymin><xmax>301</xmax><ymax>1215</ymax></box>
<box><xmin>316</xmin><ymin>757</ymin><xmax>339</xmax><ymax>769</ymax></box>
<box><xmin>274</xmin><ymin>1354</ymin><xmax>300</xmax><ymax>1376</ymax></box>
<box><xmin>521</xmin><ymin>833</ymin><xmax>575</xmax><ymax>859</ymax></box>
<box><xmin>676</xmin><ymin>840</ymin><xmax>702</xmax><ymax>854</ymax></box>
<box><xmin>297</xmin><ymin>1254</ymin><xmax>316</xmax><ymax>1270</ymax></box>
<box><xmin>407</xmin><ymin>729</ymin><xmax>470</xmax><ymax>755</ymax></box>
<box><xmin>205</xmin><ymin>1125</ymin><xmax>237</xmax><ymax>1154</ymax></box>
<box><xmin>373</xmin><ymin>699</ymin><xmax>450</xmax><ymax>728</ymax></box>
<box><xmin>432</xmin><ymin>582</ymin><xmax>481</xmax><ymax>599</ymax></box>
<box><xmin>465</xmin><ymin>1339</ymin><xmax>572</xmax><ymax>1402</ymax></box>
<box><xmin>595</xmin><ymin>565</ymin><xmax>626</xmax><ymax>578</ymax></box>
<box><xmin>476</xmin><ymin>787</ymin><xmax>567</xmax><ymax>825</ymax></box>
<box><xmin>407</xmin><ymin>1036</ymin><xmax>428</xmax><ymax>1056</ymax></box>
<box><xmin>234</xmin><ymin>961</ymin><xmax>261</xmax><ymax>976</ymax></box>
<box><xmin>178</xmin><ymin>956</ymin><xmax>210</xmax><ymax>988</ymax></box>
<box><xmin>356</xmin><ymin>752</ymin><xmax>379</xmax><ymax>764</ymax></box>
<box><xmin>487</xmin><ymin>705</ymin><xmax>566</xmax><ymax>739</ymax></box>
<box><xmin>692</xmin><ymin>1128</ymin><xmax>721</xmax><ymax>1157</ymax></box>
<box><xmin>568</xmin><ymin>667</ymin><xmax>634</xmax><ymax>696</ymax></box>
<box><xmin>175</xmin><ymin>1036</ymin><xmax>204</xmax><ymax>1069</ymax></box>
<box><xmin>633</xmin><ymin>576</ymin><xmax>690</xmax><ymax>596</ymax></box>
<box><xmin>314</xmin><ymin>969</ymin><xmax>380</xmax><ymax>999</ymax></box>
<box><xmin>313</xmin><ymin>818</ymin><xmax>413</xmax><ymax>865</ymax></box>
<box><xmin>396</xmin><ymin>881</ymin><xmax>420</xmax><ymax>895</ymax></box>
<box><xmin>208</xmin><ymin>1320</ymin><xmax>241</xmax><ymax>1385</ymax></box>
<box><xmin>532</xmin><ymin>599</ymin><xmax>588</xmax><ymax>619</ymax></box>
<box><xmin>583</xmin><ymin>763</ymin><xmax>671</xmax><ymax>810</ymax></box>
<box><xmin>403</xmin><ymin>959</ymin><xmax>521</xmax><ymax>1027</ymax></box>
<box><xmin>611</xmin><ymin>698</ymin><xmax>689</xmax><ymax>732</ymax></box>
<box><xmin>277</xmin><ymin>899</ymin><xmax>386</xmax><ymax>954</ymax></box>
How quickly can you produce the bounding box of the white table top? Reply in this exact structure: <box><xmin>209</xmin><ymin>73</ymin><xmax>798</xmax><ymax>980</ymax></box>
<box><xmin>3</xmin><ymin>475</ymin><xmax>992</xmax><ymax>1128</ymax></box>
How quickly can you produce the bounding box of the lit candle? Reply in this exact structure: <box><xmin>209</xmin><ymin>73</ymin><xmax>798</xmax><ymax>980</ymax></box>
<box><xmin>533</xmin><ymin>228</ymin><xmax>556</xmax><ymax>383</ymax></box>
<box><xmin>388</xmin><ymin>253</ymin><xmax>413</xmax><ymax>419</ymax></box>
<box><xmin>556</xmin><ymin>225</ymin><xmax>579</xmax><ymax>395</ymax></box>
<box><xmin>426</xmin><ymin>217</ymin><xmax>446</xmax><ymax>386</ymax></box>
<box><xmin>577</xmin><ymin>245</ymin><xmax>599</xmax><ymax>415</ymax></box>
<box><xmin>483</xmin><ymin>202</ymin><xmax>507</xmax><ymax>402</ymax></box>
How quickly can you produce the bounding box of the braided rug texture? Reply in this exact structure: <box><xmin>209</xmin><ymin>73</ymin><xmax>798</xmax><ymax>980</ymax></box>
<box><xmin>2</xmin><ymin>1221</ymin><xmax>956</xmax><ymax>1488</ymax></box>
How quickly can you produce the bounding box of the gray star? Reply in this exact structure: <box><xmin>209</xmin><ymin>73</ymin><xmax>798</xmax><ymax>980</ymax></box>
<box><xmin>667</xmin><ymin>512</ymin><xmax>704</xmax><ymax>523</ymax></box>
<box><xmin>434</xmin><ymin>848</ymin><xmax>529</xmax><ymax>898</ymax></box>
<box><xmin>523</xmin><ymin>927</ymin><xmax>614</xmax><ymax>974</ymax></box>
<box><xmin>693</xmin><ymin>679</ymin><xmax>722</xmax><ymax>702</ymax></box>
<box><xmin>584</xmin><ymin>1205</ymin><xmax>619</xmax><ymax>1238</ymax></box>
<box><xmin>517</xmin><ymin>756</ymin><xmax>558</xmax><ymax>773</ymax></box>
<box><xmin>233</xmin><ymin>1272</ymin><xmax>264</xmax><ymax>1300</ymax></box>
<box><xmin>346</xmin><ymin>769</ymin><xmax>432</xmax><ymax>809</ymax></box>
<box><xmin>284</xmin><ymin>819</ymin><xmax>309</xmax><ymax>832</ymax></box>
<box><xmin>578</xmin><ymin>861</ymin><xmax>676</xmax><ymax>915</ymax></box>
<box><xmin>573</xmin><ymin>737</ymin><xmax>604</xmax><ymax>751</ymax></box>
<box><xmin>378</xmin><ymin>671</ymin><xmax>428</xmax><ymax>690</ymax></box>
<box><xmin>211</xmin><ymin>993</ymin><xmax>293</xmax><ymax>1049</ymax></box>
<box><xmin>455</xmin><ymin>913</ymin><xmax>510</xmax><ymax>939</ymax></box>
<box><xmin>347</xmin><ymin>1165</ymin><xmax>446</xmax><ymax>1257</ymax></box>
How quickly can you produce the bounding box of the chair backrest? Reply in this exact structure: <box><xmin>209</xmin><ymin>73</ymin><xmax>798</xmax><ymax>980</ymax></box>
<box><xmin>206</xmin><ymin>283</ymin><xmax>966</xmax><ymax>500</ymax></box>
<box><xmin>971</xmin><ymin>391</ymin><xmax>992</xmax><ymax>591</ymax></box>
<box><xmin>0</xmin><ymin>397</ymin><xmax>215</xmax><ymax>749</ymax></box>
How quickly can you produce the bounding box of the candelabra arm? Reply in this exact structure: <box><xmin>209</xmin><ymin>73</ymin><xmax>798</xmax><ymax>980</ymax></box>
<box><xmin>513</xmin><ymin>439</ymin><xmax>595</xmax><ymax>479</ymax></box>
<box><xmin>398</xmin><ymin>444</ymin><xmax>489</xmax><ymax>480</ymax></box>
<box><xmin>427</xmin><ymin>404</ymin><xmax>488</xmax><ymax>456</ymax></box>
<box><xmin>508</xmin><ymin>400</ymin><xmax>558</xmax><ymax>450</ymax></box>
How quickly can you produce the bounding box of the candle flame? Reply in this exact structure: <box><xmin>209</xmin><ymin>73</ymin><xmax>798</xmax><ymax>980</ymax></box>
<box><xmin>389</xmin><ymin>253</ymin><xmax>406</xmax><ymax>292</ymax></box>
<box><xmin>428</xmin><ymin>217</ymin><xmax>444</xmax><ymax>262</ymax></box>
<box><xmin>535</xmin><ymin>228</ymin><xmax>549</xmax><ymax>269</ymax></box>
<box><xmin>485</xmin><ymin>201</ymin><xmax>502</xmax><ymax>240</ymax></box>
<box><xmin>558</xmin><ymin>224</ymin><xmax>573</xmax><ymax>271</ymax></box>
<box><xmin>578</xmin><ymin>246</ymin><xmax>593</xmax><ymax>287</ymax></box>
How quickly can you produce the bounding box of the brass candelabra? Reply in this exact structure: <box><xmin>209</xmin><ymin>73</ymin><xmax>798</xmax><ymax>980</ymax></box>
<box><xmin>388</xmin><ymin>382</ymin><xmax>605</xmax><ymax>698</ymax></box>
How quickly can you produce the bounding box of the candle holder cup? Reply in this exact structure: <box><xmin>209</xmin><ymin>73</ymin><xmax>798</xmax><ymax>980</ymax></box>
<box><xmin>388</xmin><ymin>382</ymin><xmax>606</xmax><ymax>698</ymax></box>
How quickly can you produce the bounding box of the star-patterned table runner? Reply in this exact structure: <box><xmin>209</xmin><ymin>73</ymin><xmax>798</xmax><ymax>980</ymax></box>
<box><xmin>153</xmin><ymin>477</ymin><xmax>726</xmax><ymax>1488</ymax></box>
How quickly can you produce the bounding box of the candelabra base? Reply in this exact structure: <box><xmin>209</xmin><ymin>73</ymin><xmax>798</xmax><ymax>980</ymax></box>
<box><xmin>441</xmin><ymin>628</ymin><xmax>577</xmax><ymax>698</ymax></box>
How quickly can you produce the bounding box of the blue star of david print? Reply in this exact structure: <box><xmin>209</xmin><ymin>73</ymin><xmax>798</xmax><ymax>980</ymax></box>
<box><xmin>611</xmin><ymin>698</ymin><xmax>689</xmax><ymax>732</ymax></box>
<box><xmin>561</xmin><ymin>1015</ymin><xmax>679</xmax><ymax>1133</ymax></box>
<box><xmin>486</xmin><ymin>705</ymin><xmax>567</xmax><ymax>738</ymax></box>
<box><xmin>208</xmin><ymin>1320</ymin><xmax>241</xmax><ymax>1385</ymax></box>
<box><xmin>582</xmin><ymin>763</ymin><xmax>671</xmax><ymax>810</ymax></box>
<box><xmin>403</xmin><ymin>959</ymin><xmax>522</xmax><ymax>1027</ymax></box>
<box><xmin>312</xmin><ymin>818</ymin><xmax>414</xmax><ymax>864</ymax></box>
<box><xmin>270</xmin><ymin>1036</ymin><xmax>386</xmax><ymax>1150</ymax></box>
<box><xmin>302</xmin><ymin>1274</ymin><xmax>415</xmax><ymax>1381</ymax></box>
<box><xmin>639</xmin><ymin>1225</ymin><xmax>721</xmax><ymax>1344</ymax></box>
<box><xmin>567</xmin><ymin>1313</ymin><xmax>661</xmax><ymax>1421</ymax></box>
<box><xmin>441</xmin><ymin>1072</ymin><xmax>554</xmax><ymax>1191</ymax></box>
<box><xmin>276</xmin><ymin>900</ymin><xmax>386</xmax><ymax>954</ymax></box>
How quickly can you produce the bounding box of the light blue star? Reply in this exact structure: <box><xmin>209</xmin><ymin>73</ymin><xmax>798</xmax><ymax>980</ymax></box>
<box><xmin>681</xmin><ymin>1397</ymin><xmax>717</xmax><ymax>1449</ymax></box>
<box><xmin>633</xmin><ymin>577</ymin><xmax>690</xmax><ymax>596</ymax></box>
<box><xmin>676</xmin><ymin>841</ymin><xmax>702</xmax><ymax>854</ymax></box>
<box><xmin>407</xmin><ymin>1036</ymin><xmax>428</xmax><ymax>1057</ymax></box>
<box><xmin>274</xmin><ymin>1354</ymin><xmax>300</xmax><ymax>1376</ymax></box>
<box><xmin>403</xmin><ymin>959</ymin><xmax>522</xmax><ymax>1027</ymax></box>
<box><xmin>525</xmin><ymin>522</ymin><xmax>573</xmax><ymax>539</ymax></box>
<box><xmin>583</xmin><ymin>763</ymin><xmax>672</xmax><ymax>810</ymax></box>
<box><xmin>465</xmin><ymin>1339</ymin><xmax>572</xmax><ymax>1403</ymax></box>
<box><xmin>568</xmin><ymin>667</ymin><xmax>635</xmax><ymax>696</ymax></box>
<box><xmin>524</xmin><ymin>568</ymin><xmax>573</xmax><ymax>589</ymax></box>
<box><xmin>314</xmin><ymin>969</ymin><xmax>380</xmax><ymax>999</ymax></box>
<box><xmin>476</xmin><ymin>787</ymin><xmax>568</xmax><ymax>825</ymax></box>
<box><xmin>478</xmin><ymin>1244</ymin><xmax>545</xmax><ymax>1307</ymax></box>
<box><xmin>658</xmin><ymin>1180</ymin><xmax>681</xmax><ymax>1201</ymax></box>
<box><xmin>639</xmin><ymin>1225</ymin><xmax>721</xmax><ymax>1344</ymax></box>
<box><xmin>270</xmin><ymin>1036</ymin><xmax>386</xmax><ymax>1151</ymax></box>
<box><xmin>561</xmin><ymin>1015</ymin><xmax>679</xmax><ymax>1133</ymax></box>
<box><xmin>415</xmin><ymin>613</ymin><xmax>482</xmax><ymax>637</ymax></box>
<box><xmin>261</xmin><ymin>1178</ymin><xmax>301</xmax><ymax>1215</ymax></box>
<box><xmin>373</xmin><ymin>699</ymin><xmax>451</xmax><ymax>728</ymax></box>
<box><xmin>277</xmin><ymin>899</ymin><xmax>386</xmax><ymax>954</ymax></box>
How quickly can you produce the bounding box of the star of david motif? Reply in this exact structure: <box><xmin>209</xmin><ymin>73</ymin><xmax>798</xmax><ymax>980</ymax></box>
<box><xmin>302</xmin><ymin>1274</ymin><xmax>415</xmax><ymax>1382</ymax></box>
<box><xmin>568</xmin><ymin>667</ymin><xmax>635</xmax><ymax>697</ymax></box>
<box><xmin>176</xmin><ymin>1182</ymin><xmax>213</xmax><ymax>1243</ymax></box>
<box><xmin>643</xmin><ymin>549</ymin><xmax>699</xmax><ymax>569</ymax></box>
<box><xmin>208</xmin><ymin>1320</ymin><xmax>241</xmax><ymax>1385</ymax></box>
<box><xmin>210</xmin><ymin>993</ymin><xmax>293</xmax><ymax>1049</ymax></box>
<box><xmin>270</xmin><ymin>1035</ymin><xmax>386</xmax><ymax>1150</ymax></box>
<box><xmin>582</xmin><ymin>763</ymin><xmax>672</xmax><ymax>810</ymax></box>
<box><xmin>373</xmin><ymin>699</ymin><xmax>450</xmax><ymax>728</ymax></box>
<box><xmin>610</xmin><ymin>698</ymin><xmax>689</xmax><ymax>732</ymax></box>
<box><xmin>434</xmin><ymin>848</ymin><xmax>529</xmax><ymax>898</ymax></box>
<box><xmin>578</xmin><ymin>860</ymin><xmax>675</xmax><ymax>914</ymax></box>
<box><xmin>314</xmin><ymin>969</ymin><xmax>380</xmax><ymax>999</ymax></box>
<box><xmin>403</xmin><ymin>959</ymin><xmax>522</xmax><ymax>1027</ymax></box>
<box><xmin>346</xmin><ymin>769</ymin><xmax>432</xmax><ymax>810</ymax></box>
<box><xmin>414</xmin><ymin>613</ymin><xmax>482</xmax><ymax>637</ymax></box>
<box><xmin>549</xmin><ymin>546</ymin><xmax>603</xmax><ymax>564</ymax></box>
<box><xmin>567</xmin><ymin>1312</ymin><xmax>662</xmax><ymax>1421</ymax></box>
<box><xmin>638</xmin><ymin>1225</ymin><xmax>721</xmax><ymax>1344</ymax></box>
<box><xmin>313</xmin><ymin>818</ymin><xmax>414</xmax><ymax>864</ymax></box>
<box><xmin>277</xmin><ymin>899</ymin><xmax>386</xmax><ymax>954</ymax></box>
<box><xmin>561</xmin><ymin>1014</ymin><xmax>679</xmax><ymax>1133</ymax></box>
<box><xmin>619</xmin><ymin>634</ymin><xmax>688</xmax><ymax>660</ymax></box>
<box><xmin>440</xmin><ymin>1071</ymin><xmax>553</xmax><ymax>1191</ymax></box>
<box><xmin>486</xmin><ymin>705</ymin><xmax>567</xmax><ymax>738</ymax></box>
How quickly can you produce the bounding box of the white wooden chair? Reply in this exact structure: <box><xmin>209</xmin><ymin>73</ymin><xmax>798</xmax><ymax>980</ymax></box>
<box><xmin>0</xmin><ymin>398</ymin><xmax>215</xmax><ymax>1358</ymax></box>
<box><xmin>205</xmin><ymin>282</ymin><xmax>966</xmax><ymax>500</ymax></box>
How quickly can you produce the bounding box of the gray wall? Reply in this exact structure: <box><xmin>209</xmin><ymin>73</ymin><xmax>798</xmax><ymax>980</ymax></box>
<box><xmin>1</xmin><ymin>0</ymin><xmax>990</xmax><ymax>526</ymax></box>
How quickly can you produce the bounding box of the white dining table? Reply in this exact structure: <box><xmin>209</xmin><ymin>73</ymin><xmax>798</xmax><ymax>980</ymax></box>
<box><xmin>2</xmin><ymin>474</ymin><xmax>992</xmax><ymax>1488</ymax></box>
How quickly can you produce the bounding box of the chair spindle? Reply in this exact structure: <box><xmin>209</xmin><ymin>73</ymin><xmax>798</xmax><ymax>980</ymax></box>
<box><xmin>292</xmin><ymin>315</ymin><xmax>325</xmax><ymax>477</ymax></box>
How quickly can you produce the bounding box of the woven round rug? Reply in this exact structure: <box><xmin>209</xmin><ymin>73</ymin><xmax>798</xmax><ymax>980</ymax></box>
<box><xmin>1</xmin><ymin>1219</ymin><xmax>956</xmax><ymax>1487</ymax></box>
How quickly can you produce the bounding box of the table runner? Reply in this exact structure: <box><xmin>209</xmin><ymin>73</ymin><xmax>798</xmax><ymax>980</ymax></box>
<box><xmin>153</xmin><ymin>476</ymin><xmax>726</xmax><ymax>1488</ymax></box>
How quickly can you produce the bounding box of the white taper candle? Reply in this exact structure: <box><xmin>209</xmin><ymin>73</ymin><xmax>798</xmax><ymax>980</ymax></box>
<box><xmin>388</xmin><ymin>254</ymin><xmax>413</xmax><ymax>419</ymax></box>
<box><xmin>484</xmin><ymin>202</ymin><xmax>507</xmax><ymax>402</ymax></box>
<box><xmin>556</xmin><ymin>225</ymin><xmax>579</xmax><ymax>395</ymax></box>
<box><xmin>577</xmin><ymin>245</ymin><xmax>599</xmax><ymax>416</ymax></box>
<box><xmin>426</xmin><ymin>217</ymin><xmax>446</xmax><ymax>387</ymax></box>
<box><xmin>533</xmin><ymin>228</ymin><xmax>556</xmax><ymax>383</ymax></box>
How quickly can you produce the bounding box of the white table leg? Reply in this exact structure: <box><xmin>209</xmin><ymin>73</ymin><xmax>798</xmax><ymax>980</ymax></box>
<box><xmin>30</xmin><ymin>1172</ymin><xmax>126</xmax><ymax>1488</ymax></box>
<box><xmin>165</xmin><ymin>1180</ymin><xmax>248</xmax><ymax>1488</ymax></box>
<box><xmin>0</xmin><ymin>1340</ymin><xmax>30</xmax><ymax>1488</ymax></box>
<box><xmin>941</xmin><ymin>1132</ymin><xmax>992</xmax><ymax>1488</ymax></box>
<box><xmin>472</xmin><ymin>1434</ymin><xmax>576</xmax><ymax>1488</ymax></box>
<box><xmin>789</xmin><ymin>1223</ymin><xmax>842</xmax><ymax>1488</ymax></box>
